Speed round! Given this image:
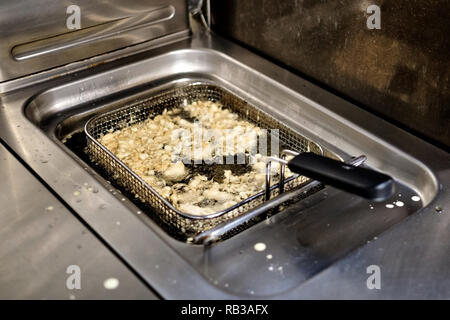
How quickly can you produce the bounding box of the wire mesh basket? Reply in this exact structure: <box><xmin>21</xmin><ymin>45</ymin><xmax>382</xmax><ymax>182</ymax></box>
<box><xmin>85</xmin><ymin>82</ymin><xmax>323</xmax><ymax>238</ymax></box>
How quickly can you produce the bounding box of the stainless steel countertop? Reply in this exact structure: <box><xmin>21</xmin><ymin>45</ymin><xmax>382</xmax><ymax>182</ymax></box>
<box><xmin>0</xmin><ymin>20</ymin><xmax>449</xmax><ymax>299</ymax></box>
<box><xmin>0</xmin><ymin>142</ymin><xmax>157</xmax><ymax>299</ymax></box>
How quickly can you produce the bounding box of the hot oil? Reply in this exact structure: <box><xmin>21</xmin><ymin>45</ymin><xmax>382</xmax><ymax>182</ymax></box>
<box><xmin>183</xmin><ymin>160</ymin><xmax>254</xmax><ymax>184</ymax></box>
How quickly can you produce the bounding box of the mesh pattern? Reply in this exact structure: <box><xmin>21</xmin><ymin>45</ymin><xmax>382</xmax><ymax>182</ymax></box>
<box><xmin>85</xmin><ymin>83</ymin><xmax>323</xmax><ymax>237</ymax></box>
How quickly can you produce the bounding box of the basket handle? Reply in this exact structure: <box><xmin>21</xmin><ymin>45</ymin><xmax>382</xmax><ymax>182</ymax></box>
<box><xmin>287</xmin><ymin>152</ymin><xmax>394</xmax><ymax>201</ymax></box>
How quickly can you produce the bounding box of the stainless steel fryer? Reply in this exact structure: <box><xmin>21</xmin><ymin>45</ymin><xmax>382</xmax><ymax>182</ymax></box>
<box><xmin>0</xmin><ymin>0</ymin><xmax>447</xmax><ymax>299</ymax></box>
<box><xmin>85</xmin><ymin>82</ymin><xmax>324</xmax><ymax>237</ymax></box>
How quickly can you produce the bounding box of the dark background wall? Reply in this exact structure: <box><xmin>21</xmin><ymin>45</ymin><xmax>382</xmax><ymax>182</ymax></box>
<box><xmin>210</xmin><ymin>0</ymin><xmax>450</xmax><ymax>150</ymax></box>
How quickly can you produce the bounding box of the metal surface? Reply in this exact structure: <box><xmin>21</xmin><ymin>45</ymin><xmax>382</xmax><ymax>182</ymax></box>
<box><xmin>0</xmin><ymin>142</ymin><xmax>156</xmax><ymax>299</ymax></box>
<box><xmin>0</xmin><ymin>19</ymin><xmax>448</xmax><ymax>299</ymax></box>
<box><xmin>0</xmin><ymin>0</ymin><xmax>189</xmax><ymax>83</ymax></box>
<box><xmin>85</xmin><ymin>81</ymin><xmax>321</xmax><ymax>238</ymax></box>
<box><xmin>210</xmin><ymin>0</ymin><xmax>450</xmax><ymax>149</ymax></box>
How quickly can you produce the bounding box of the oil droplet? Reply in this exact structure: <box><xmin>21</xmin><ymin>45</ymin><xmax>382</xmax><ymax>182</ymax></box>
<box><xmin>73</xmin><ymin>191</ymin><xmax>80</xmax><ymax>196</ymax></box>
<box><xmin>268</xmin><ymin>265</ymin><xmax>274</xmax><ymax>271</ymax></box>
<box><xmin>385</xmin><ymin>204</ymin><xmax>394</xmax><ymax>209</ymax></box>
<box><xmin>266</xmin><ymin>254</ymin><xmax>273</xmax><ymax>260</ymax></box>
<box><xmin>411</xmin><ymin>196</ymin><xmax>421</xmax><ymax>202</ymax></box>
<box><xmin>254</xmin><ymin>242</ymin><xmax>266</xmax><ymax>252</ymax></box>
<box><xmin>395</xmin><ymin>201</ymin><xmax>404</xmax><ymax>207</ymax></box>
<box><xmin>369</xmin><ymin>204</ymin><xmax>374</xmax><ymax>210</ymax></box>
<box><xmin>103</xmin><ymin>278</ymin><xmax>119</xmax><ymax>290</ymax></box>
<box><xmin>116</xmin><ymin>221</ymin><xmax>121</xmax><ymax>226</ymax></box>
<box><xmin>45</xmin><ymin>206</ymin><xmax>54</xmax><ymax>211</ymax></box>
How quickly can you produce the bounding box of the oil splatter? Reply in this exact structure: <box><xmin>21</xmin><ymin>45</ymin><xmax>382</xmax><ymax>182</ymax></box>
<box><xmin>254</xmin><ymin>242</ymin><xmax>266</xmax><ymax>252</ymax></box>
<box><xmin>103</xmin><ymin>278</ymin><xmax>119</xmax><ymax>290</ymax></box>
<box><xmin>435</xmin><ymin>206</ymin><xmax>443</xmax><ymax>214</ymax></box>
<box><xmin>395</xmin><ymin>201</ymin><xmax>404</xmax><ymax>207</ymax></box>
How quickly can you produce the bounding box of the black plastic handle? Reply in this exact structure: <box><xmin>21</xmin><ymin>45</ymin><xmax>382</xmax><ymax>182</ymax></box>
<box><xmin>287</xmin><ymin>152</ymin><xmax>394</xmax><ymax>201</ymax></box>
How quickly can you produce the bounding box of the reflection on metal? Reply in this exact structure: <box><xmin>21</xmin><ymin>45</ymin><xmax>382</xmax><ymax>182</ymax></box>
<box><xmin>12</xmin><ymin>6</ymin><xmax>176</xmax><ymax>61</ymax></box>
<box><xmin>0</xmin><ymin>0</ymin><xmax>188</xmax><ymax>82</ymax></box>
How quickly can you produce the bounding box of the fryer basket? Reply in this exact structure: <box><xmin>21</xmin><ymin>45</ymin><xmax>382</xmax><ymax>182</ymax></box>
<box><xmin>85</xmin><ymin>82</ymin><xmax>323</xmax><ymax>237</ymax></box>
